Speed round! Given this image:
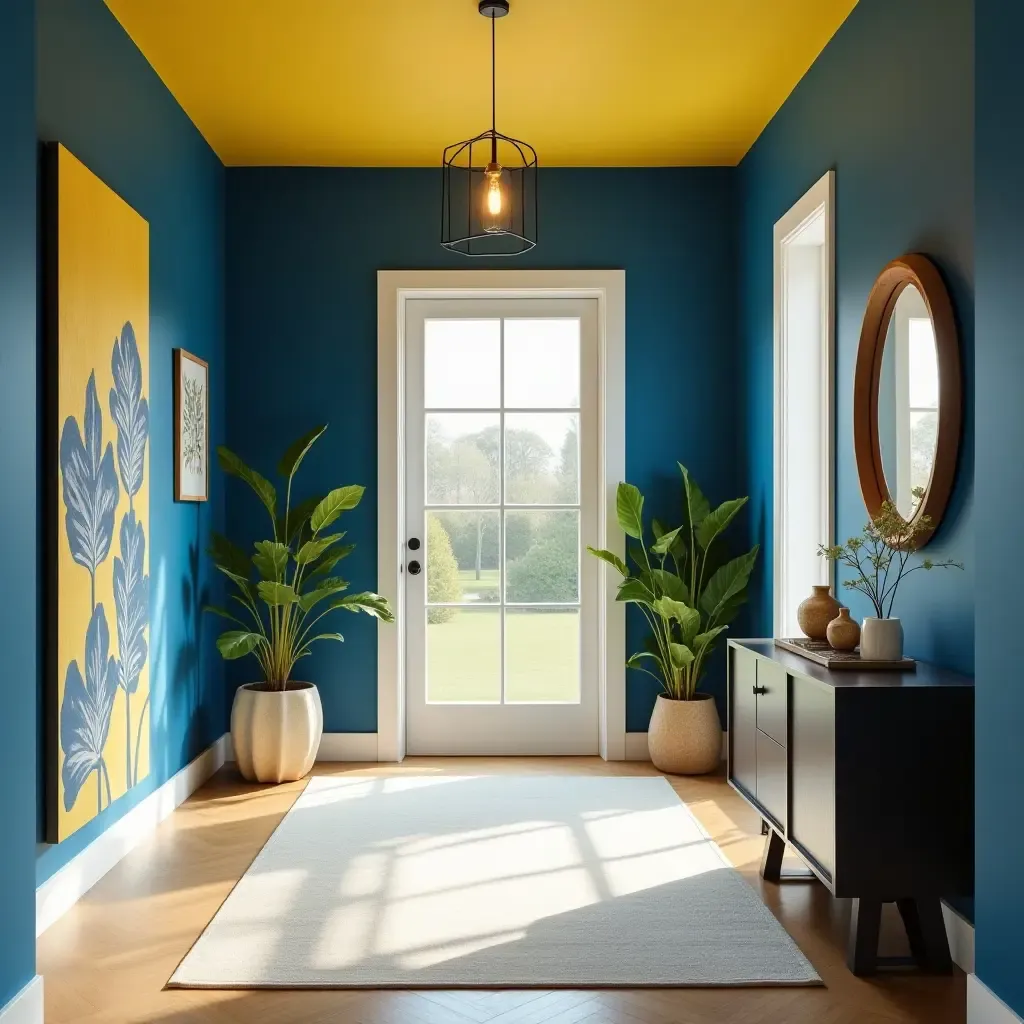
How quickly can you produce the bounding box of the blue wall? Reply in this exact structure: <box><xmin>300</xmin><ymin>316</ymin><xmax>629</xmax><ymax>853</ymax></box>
<box><xmin>0</xmin><ymin>0</ymin><xmax>40</xmax><ymax>1007</ymax></box>
<box><xmin>35</xmin><ymin>0</ymin><xmax>227</xmax><ymax>883</ymax></box>
<box><xmin>226</xmin><ymin>167</ymin><xmax>739</xmax><ymax>733</ymax></box>
<box><xmin>975</xmin><ymin>0</ymin><xmax>1024</xmax><ymax>1013</ymax></box>
<box><xmin>737</xmin><ymin>0</ymin><xmax>975</xmax><ymax>676</ymax></box>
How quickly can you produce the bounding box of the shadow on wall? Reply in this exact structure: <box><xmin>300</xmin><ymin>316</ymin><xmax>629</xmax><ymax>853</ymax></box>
<box><xmin>175</xmin><ymin>503</ymin><xmax>210</xmax><ymax>767</ymax></box>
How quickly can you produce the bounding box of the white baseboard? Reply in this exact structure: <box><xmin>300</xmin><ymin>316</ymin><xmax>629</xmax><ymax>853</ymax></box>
<box><xmin>969</xmin><ymin>975</ymin><xmax>1024</xmax><ymax>1024</ymax></box>
<box><xmin>0</xmin><ymin>977</ymin><xmax>43</xmax><ymax>1024</ymax></box>
<box><xmin>221</xmin><ymin>731</ymin><xmax>380</xmax><ymax>763</ymax></box>
<box><xmin>36</xmin><ymin>734</ymin><xmax>228</xmax><ymax>936</ymax></box>
<box><xmin>625</xmin><ymin>730</ymin><xmax>729</xmax><ymax>763</ymax></box>
<box><xmin>942</xmin><ymin>901</ymin><xmax>975</xmax><ymax>974</ymax></box>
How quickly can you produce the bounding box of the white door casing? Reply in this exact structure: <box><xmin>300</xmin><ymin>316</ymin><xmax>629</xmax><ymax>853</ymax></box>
<box><xmin>377</xmin><ymin>271</ymin><xmax>625</xmax><ymax>761</ymax></box>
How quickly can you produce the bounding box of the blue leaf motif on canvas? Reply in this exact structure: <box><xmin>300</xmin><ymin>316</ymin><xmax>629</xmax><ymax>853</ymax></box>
<box><xmin>108</xmin><ymin>322</ymin><xmax>149</xmax><ymax>504</ymax></box>
<box><xmin>60</xmin><ymin>604</ymin><xmax>119</xmax><ymax>812</ymax></box>
<box><xmin>113</xmin><ymin>509</ymin><xmax>148</xmax><ymax>696</ymax></box>
<box><xmin>60</xmin><ymin>372</ymin><xmax>120</xmax><ymax>586</ymax></box>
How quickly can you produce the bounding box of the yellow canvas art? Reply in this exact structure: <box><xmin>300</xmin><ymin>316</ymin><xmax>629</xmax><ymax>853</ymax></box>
<box><xmin>49</xmin><ymin>144</ymin><xmax>150</xmax><ymax>843</ymax></box>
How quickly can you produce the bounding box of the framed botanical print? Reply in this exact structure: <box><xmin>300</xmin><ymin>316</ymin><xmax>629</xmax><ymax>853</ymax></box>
<box><xmin>174</xmin><ymin>348</ymin><xmax>209</xmax><ymax>502</ymax></box>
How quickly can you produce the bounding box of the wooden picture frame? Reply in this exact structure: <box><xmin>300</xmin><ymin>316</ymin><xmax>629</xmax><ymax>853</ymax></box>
<box><xmin>174</xmin><ymin>348</ymin><xmax>209</xmax><ymax>502</ymax></box>
<box><xmin>853</xmin><ymin>254</ymin><xmax>962</xmax><ymax>549</ymax></box>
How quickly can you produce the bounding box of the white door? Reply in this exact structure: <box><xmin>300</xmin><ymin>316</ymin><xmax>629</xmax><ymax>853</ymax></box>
<box><xmin>404</xmin><ymin>298</ymin><xmax>599</xmax><ymax>754</ymax></box>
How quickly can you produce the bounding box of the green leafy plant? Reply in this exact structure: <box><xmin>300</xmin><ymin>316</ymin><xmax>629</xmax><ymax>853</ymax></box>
<box><xmin>206</xmin><ymin>425</ymin><xmax>394</xmax><ymax>690</ymax></box>
<box><xmin>588</xmin><ymin>464</ymin><xmax>758</xmax><ymax>701</ymax></box>
<box><xmin>818</xmin><ymin>500</ymin><xmax>963</xmax><ymax>618</ymax></box>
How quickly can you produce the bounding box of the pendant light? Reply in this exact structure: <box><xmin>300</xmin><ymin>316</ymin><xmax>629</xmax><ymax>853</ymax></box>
<box><xmin>441</xmin><ymin>0</ymin><xmax>538</xmax><ymax>256</ymax></box>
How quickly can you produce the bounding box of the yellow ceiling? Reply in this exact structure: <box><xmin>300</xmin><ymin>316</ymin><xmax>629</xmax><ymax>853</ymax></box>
<box><xmin>104</xmin><ymin>0</ymin><xmax>858</xmax><ymax>167</ymax></box>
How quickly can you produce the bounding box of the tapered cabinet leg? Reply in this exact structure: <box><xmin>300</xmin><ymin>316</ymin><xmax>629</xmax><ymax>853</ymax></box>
<box><xmin>897</xmin><ymin>898</ymin><xmax>953</xmax><ymax>974</ymax></box>
<box><xmin>848</xmin><ymin>898</ymin><xmax>882</xmax><ymax>975</ymax></box>
<box><xmin>759</xmin><ymin>826</ymin><xmax>786</xmax><ymax>883</ymax></box>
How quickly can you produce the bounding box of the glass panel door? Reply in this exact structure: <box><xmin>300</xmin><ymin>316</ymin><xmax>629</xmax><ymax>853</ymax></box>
<box><xmin>405</xmin><ymin>298</ymin><xmax>598</xmax><ymax>754</ymax></box>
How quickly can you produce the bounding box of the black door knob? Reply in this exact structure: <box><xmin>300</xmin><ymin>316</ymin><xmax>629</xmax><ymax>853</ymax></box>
<box><xmin>408</xmin><ymin>537</ymin><xmax>421</xmax><ymax>550</ymax></box>
<box><xmin>408</xmin><ymin>560</ymin><xmax>422</xmax><ymax>575</ymax></box>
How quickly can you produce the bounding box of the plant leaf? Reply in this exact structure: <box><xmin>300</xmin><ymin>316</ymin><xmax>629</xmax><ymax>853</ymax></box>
<box><xmin>113</xmin><ymin>510</ymin><xmax>148</xmax><ymax>696</ymax></box>
<box><xmin>209</xmin><ymin>532</ymin><xmax>251</xmax><ymax>579</ymax></box>
<box><xmin>615</xmin><ymin>482</ymin><xmax>644</xmax><ymax>539</ymax></box>
<box><xmin>253</xmin><ymin>540</ymin><xmax>290</xmax><ymax>580</ymax></box>
<box><xmin>257</xmin><ymin>581</ymin><xmax>297</xmax><ymax>606</ymax></box>
<box><xmin>277</xmin><ymin>424</ymin><xmax>327</xmax><ymax>480</ymax></box>
<box><xmin>305</xmin><ymin>632</ymin><xmax>345</xmax><ymax>645</ymax></box>
<box><xmin>296</xmin><ymin>533</ymin><xmax>344</xmax><ymax>565</ymax></box>
<box><xmin>204</xmin><ymin>604</ymin><xmax>247</xmax><ymax>627</ymax></box>
<box><xmin>307</xmin><ymin>545</ymin><xmax>355</xmax><ymax>580</ymax></box>
<box><xmin>695</xmin><ymin>497</ymin><xmax>748</xmax><ymax>551</ymax></box>
<box><xmin>616</xmin><ymin>577</ymin><xmax>655</xmax><ymax>605</ymax></box>
<box><xmin>669</xmin><ymin>642</ymin><xmax>695</xmax><ymax>668</ymax></box>
<box><xmin>298</xmin><ymin>577</ymin><xmax>350</xmax><ymax>612</ymax></box>
<box><xmin>626</xmin><ymin>651</ymin><xmax>666</xmax><ymax>678</ymax></box>
<box><xmin>333</xmin><ymin>591</ymin><xmax>395</xmax><ymax>622</ymax></box>
<box><xmin>216</xmin><ymin>630</ymin><xmax>264</xmax><ymax>659</ymax></box>
<box><xmin>215</xmin><ymin>563</ymin><xmax>257</xmax><ymax>605</ymax></box>
<box><xmin>649</xmin><ymin>568</ymin><xmax>690</xmax><ymax>603</ymax></box>
<box><xmin>586</xmin><ymin>546</ymin><xmax>628</xmax><ymax>576</ymax></box>
<box><xmin>651</xmin><ymin>526</ymin><xmax>683</xmax><ymax>556</ymax></box>
<box><xmin>108</xmin><ymin>322</ymin><xmax>149</xmax><ymax>499</ymax></box>
<box><xmin>60</xmin><ymin>372</ymin><xmax>120</xmax><ymax>574</ymax></box>
<box><xmin>277</xmin><ymin>493</ymin><xmax>325</xmax><ymax>545</ymax></box>
<box><xmin>653</xmin><ymin>597</ymin><xmax>701</xmax><ymax>644</ymax></box>
<box><xmin>217</xmin><ymin>446</ymin><xmax>277</xmax><ymax>523</ymax></box>
<box><xmin>679</xmin><ymin>463</ymin><xmax>711</xmax><ymax>526</ymax></box>
<box><xmin>311</xmin><ymin>485</ymin><xmax>364</xmax><ymax>533</ymax></box>
<box><xmin>700</xmin><ymin>546</ymin><xmax>760</xmax><ymax>620</ymax></box>
<box><xmin>694</xmin><ymin>625</ymin><xmax>729</xmax><ymax>653</ymax></box>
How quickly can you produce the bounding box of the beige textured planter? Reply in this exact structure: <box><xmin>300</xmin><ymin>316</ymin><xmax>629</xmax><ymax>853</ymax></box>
<box><xmin>231</xmin><ymin>682</ymin><xmax>323</xmax><ymax>784</ymax></box>
<box><xmin>648</xmin><ymin>693</ymin><xmax>722</xmax><ymax>775</ymax></box>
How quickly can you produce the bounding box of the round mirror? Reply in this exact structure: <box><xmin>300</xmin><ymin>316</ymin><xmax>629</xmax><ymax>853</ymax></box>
<box><xmin>854</xmin><ymin>255</ymin><xmax>961</xmax><ymax>549</ymax></box>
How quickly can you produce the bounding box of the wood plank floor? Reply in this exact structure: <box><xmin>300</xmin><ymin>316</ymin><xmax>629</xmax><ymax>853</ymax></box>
<box><xmin>38</xmin><ymin>758</ymin><xmax>966</xmax><ymax>1023</ymax></box>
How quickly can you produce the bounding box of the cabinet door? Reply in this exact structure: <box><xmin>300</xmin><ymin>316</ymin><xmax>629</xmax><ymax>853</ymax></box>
<box><xmin>756</xmin><ymin>730</ymin><xmax>788</xmax><ymax>830</ymax></box>
<box><xmin>756</xmin><ymin>659</ymin><xmax>788</xmax><ymax>746</ymax></box>
<box><xmin>729</xmin><ymin>647</ymin><xmax>758</xmax><ymax>798</ymax></box>
<box><xmin>789</xmin><ymin>674</ymin><xmax>835</xmax><ymax>879</ymax></box>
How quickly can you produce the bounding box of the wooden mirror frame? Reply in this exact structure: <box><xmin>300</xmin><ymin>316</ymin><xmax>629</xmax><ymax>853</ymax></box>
<box><xmin>853</xmin><ymin>254</ymin><xmax>961</xmax><ymax>549</ymax></box>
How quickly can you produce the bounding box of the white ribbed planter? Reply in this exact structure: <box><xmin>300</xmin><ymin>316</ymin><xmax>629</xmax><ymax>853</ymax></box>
<box><xmin>231</xmin><ymin>682</ymin><xmax>323</xmax><ymax>784</ymax></box>
<box><xmin>647</xmin><ymin>693</ymin><xmax>723</xmax><ymax>775</ymax></box>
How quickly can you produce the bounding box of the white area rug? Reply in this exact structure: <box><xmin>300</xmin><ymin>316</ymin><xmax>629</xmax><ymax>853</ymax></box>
<box><xmin>170</xmin><ymin>775</ymin><xmax>820</xmax><ymax>988</ymax></box>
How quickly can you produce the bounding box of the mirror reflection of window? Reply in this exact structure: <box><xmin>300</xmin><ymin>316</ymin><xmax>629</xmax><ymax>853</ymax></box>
<box><xmin>878</xmin><ymin>286</ymin><xmax>940</xmax><ymax>520</ymax></box>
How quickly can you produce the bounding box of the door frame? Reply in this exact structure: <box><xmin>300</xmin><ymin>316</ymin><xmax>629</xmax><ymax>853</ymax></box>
<box><xmin>377</xmin><ymin>270</ymin><xmax>626</xmax><ymax>762</ymax></box>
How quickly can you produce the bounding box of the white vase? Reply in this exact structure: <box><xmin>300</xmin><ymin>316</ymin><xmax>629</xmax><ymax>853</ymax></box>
<box><xmin>647</xmin><ymin>693</ymin><xmax>723</xmax><ymax>775</ymax></box>
<box><xmin>860</xmin><ymin>618</ymin><xmax>904</xmax><ymax>661</ymax></box>
<box><xmin>231</xmin><ymin>682</ymin><xmax>323</xmax><ymax>784</ymax></box>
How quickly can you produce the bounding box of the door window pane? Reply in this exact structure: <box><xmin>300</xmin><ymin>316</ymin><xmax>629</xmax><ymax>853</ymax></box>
<box><xmin>504</xmin><ymin>319</ymin><xmax>580</xmax><ymax>408</ymax></box>
<box><xmin>424</xmin><ymin>319</ymin><xmax>500</xmax><ymax>408</ymax></box>
<box><xmin>426</xmin><ymin>608</ymin><xmax>500</xmax><ymax>703</ymax></box>
<box><xmin>426</xmin><ymin>413</ymin><xmax>499</xmax><ymax>505</ymax></box>
<box><xmin>505</xmin><ymin>510</ymin><xmax>580</xmax><ymax>603</ymax></box>
<box><xmin>505</xmin><ymin>413</ymin><xmax>579</xmax><ymax>504</ymax></box>
<box><xmin>427</xmin><ymin>511</ymin><xmax>499</xmax><ymax>604</ymax></box>
<box><xmin>505</xmin><ymin>609</ymin><xmax>580</xmax><ymax>703</ymax></box>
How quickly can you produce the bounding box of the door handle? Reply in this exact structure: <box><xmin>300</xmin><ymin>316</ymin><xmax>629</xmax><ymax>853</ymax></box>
<box><xmin>408</xmin><ymin>537</ymin><xmax>421</xmax><ymax>550</ymax></box>
<box><xmin>408</xmin><ymin>560</ymin><xmax>422</xmax><ymax>575</ymax></box>
<box><xmin>752</xmin><ymin>685</ymin><xmax>767</xmax><ymax>695</ymax></box>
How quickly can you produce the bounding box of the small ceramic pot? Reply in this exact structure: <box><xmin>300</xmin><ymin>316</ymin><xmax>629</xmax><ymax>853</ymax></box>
<box><xmin>797</xmin><ymin>585</ymin><xmax>841</xmax><ymax>640</ymax></box>
<box><xmin>860</xmin><ymin>618</ymin><xmax>904</xmax><ymax>661</ymax></box>
<box><xmin>826</xmin><ymin>607</ymin><xmax>861</xmax><ymax>651</ymax></box>
<box><xmin>647</xmin><ymin>693</ymin><xmax>722</xmax><ymax>775</ymax></box>
<box><xmin>231</xmin><ymin>682</ymin><xmax>323</xmax><ymax>783</ymax></box>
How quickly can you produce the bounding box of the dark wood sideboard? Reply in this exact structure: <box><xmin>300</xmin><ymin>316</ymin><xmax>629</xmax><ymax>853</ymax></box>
<box><xmin>727</xmin><ymin>639</ymin><xmax>974</xmax><ymax>975</ymax></box>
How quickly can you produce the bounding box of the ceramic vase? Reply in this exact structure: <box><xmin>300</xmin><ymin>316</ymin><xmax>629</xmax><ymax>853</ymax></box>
<box><xmin>797</xmin><ymin>585</ymin><xmax>841</xmax><ymax>640</ymax></box>
<box><xmin>826</xmin><ymin>607</ymin><xmax>861</xmax><ymax>651</ymax></box>
<box><xmin>647</xmin><ymin>693</ymin><xmax>722</xmax><ymax>775</ymax></box>
<box><xmin>860</xmin><ymin>618</ymin><xmax>904</xmax><ymax>661</ymax></box>
<box><xmin>231</xmin><ymin>682</ymin><xmax>323</xmax><ymax>783</ymax></box>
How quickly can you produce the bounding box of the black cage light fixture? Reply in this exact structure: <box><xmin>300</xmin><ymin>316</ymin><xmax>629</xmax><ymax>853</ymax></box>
<box><xmin>441</xmin><ymin>0</ymin><xmax>537</xmax><ymax>256</ymax></box>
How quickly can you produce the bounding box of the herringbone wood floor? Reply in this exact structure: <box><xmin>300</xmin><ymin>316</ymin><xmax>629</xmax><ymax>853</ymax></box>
<box><xmin>38</xmin><ymin>758</ymin><xmax>966</xmax><ymax>1023</ymax></box>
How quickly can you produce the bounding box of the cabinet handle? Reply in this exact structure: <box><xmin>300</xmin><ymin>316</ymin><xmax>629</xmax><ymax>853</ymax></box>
<box><xmin>752</xmin><ymin>685</ymin><xmax>767</xmax><ymax>695</ymax></box>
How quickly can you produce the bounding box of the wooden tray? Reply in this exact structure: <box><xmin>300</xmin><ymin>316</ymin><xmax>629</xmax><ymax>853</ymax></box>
<box><xmin>773</xmin><ymin>637</ymin><xmax>916</xmax><ymax>671</ymax></box>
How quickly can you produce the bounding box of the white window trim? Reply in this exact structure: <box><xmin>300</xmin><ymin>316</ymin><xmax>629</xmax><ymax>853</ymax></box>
<box><xmin>773</xmin><ymin>170</ymin><xmax>836</xmax><ymax>636</ymax></box>
<box><xmin>377</xmin><ymin>270</ymin><xmax>626</xmax><ymax>762</ymax></box>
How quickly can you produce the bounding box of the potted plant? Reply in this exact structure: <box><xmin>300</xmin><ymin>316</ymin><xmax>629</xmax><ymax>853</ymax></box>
<box><xmin>207</xmin><ymin>425</ymin><xmax>394</xmax><ymax>783</ymax></box>
<box><xmin>818</xmin><ymin>500</ymin><xmax>962</xmax><ymax>661</ymax></box>
<box><xmin>588</xmin><ymin>465</ymin><xmax>758</xmax><ymax>774</ymax></box>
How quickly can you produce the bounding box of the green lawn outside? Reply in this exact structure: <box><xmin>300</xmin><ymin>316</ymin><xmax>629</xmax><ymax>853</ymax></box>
<box><xmin>427</xmin><ymin>608</ymin><xmax>579</xmax><ymax>703</ymax></box>
<box><xmin>457</xmin><ymin>568</ymin><xmax>500</xmax><ymax>602</ymax></box>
